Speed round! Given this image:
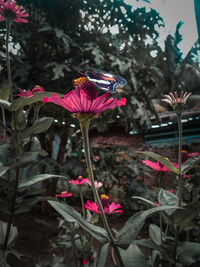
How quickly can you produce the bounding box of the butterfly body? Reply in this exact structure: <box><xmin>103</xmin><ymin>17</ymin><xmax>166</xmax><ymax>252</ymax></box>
<box><xmin>82</xmin><ymin>67</ymin><xmax>127</xmax><ymax>93</ymax></box>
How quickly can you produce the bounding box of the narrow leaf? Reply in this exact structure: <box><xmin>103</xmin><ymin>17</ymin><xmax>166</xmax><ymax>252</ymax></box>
<box><xmin>181</xmin><ymin>155</ymin><xmax>200</xmax><ymax>174</ymax></box>
<box><xmin>177</xmin><ymin>242</ymin><xmax>200</xmax><ymax>264</ymax></box>
<box><xmin>48</xmin><ymin>200</ymin><xmax>108</xmax><ymax>243</ymax></box>
<box><xmin>18</xmin><ymin>174</ymin><xmax>68</xmax><ymax>189</ymax></box>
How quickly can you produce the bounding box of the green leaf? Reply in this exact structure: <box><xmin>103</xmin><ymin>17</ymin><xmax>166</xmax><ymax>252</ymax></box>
<box><xmin>0</xmin><ymin>220</ymin><xmax>18</xmax><ymax>247</ymax></box>
<box><xmin>177</xmin><ymin>242</ymin><xmax>200</xmax><ymax>264</ymax></box>
<box><xmin>0</xmin><ymin>84</ymin><xmax>10</xmax><ymax>101</ymax></box>
<box><xmin>149</xmin><ymin>224</ymin><xmax>165</xmax><ymax>246</ymax></box>
<box><xmin>48</xmin><ymin>200</ymin><xmax>108</xmax><ymax>244</ymax></box>
<box><xmin>181</xmin><ymin>155</ymin><xmax>200</xmax><ymax>174</ymax></box>
<box><xmin>96</xmin><ymin>242</ymin><xmax>110</xmax><ymax>267</ymax></box>
<box><xmin>116</xmin><ymin>205</ymin><xmax>179</xmax><ymax>247</ymax></box>
<box><xmin>168</xmin><ymin>202</ymin><xmax>200</xmax><ymax>230</ymax></box>
<box><xmin>158</xmin><ymin>189</ymin><xmax>178</xmax><ymax>215</ymax></box>
<box><xmin>135</xmin><ymin>239</ymin><xmax>162</xmax><ymax>252</ymax></box>
<box><xmin>18</xmin><ymin>174</ymin><xmax>68</xmax><ymax>189</ymax></box>
<box><xmin>21</xmin><ymin>117</ymin><xmax>54</xmax><ymax>138</ymax></box>
<box><xmin>11</xmin><ymin>108</ymin><xmax>27</xmax><ymax>130</ymax></box>
<box><xmin>119</xmin><ymin>244</ymin><xmax>151</xmax><ymax>267</ymax></box>
<box><xmin>0</xmin><ymin>99</ymin><xmax>11</xmax><ymax>110</ymax></box>
<box><xmin>132</xmin><ymin>196</ymin><xmax>156</xmax><ymax>206</ymax></box>
<box><xmin>10</xmin><ymin>92</ymin><xmax>64</xmax><ymax>110</ymax></box>
<box><xmin>135</xmin><ymin>151</ymin><xmax>179</xmax><ymax>175</ymax></box>
<box><xmin>0</xmin><ymin>178</ymin><xmax>14</xmax><ymax>191</ymax></box>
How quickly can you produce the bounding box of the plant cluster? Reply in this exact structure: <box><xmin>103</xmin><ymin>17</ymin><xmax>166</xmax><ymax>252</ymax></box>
<box><xmin>0</xmin><ymin>1</ymin><xmax>200</xmax><ymax>267</ymax></box>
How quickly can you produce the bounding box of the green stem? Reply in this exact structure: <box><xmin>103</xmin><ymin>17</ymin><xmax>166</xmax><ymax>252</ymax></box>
<box><xmin>3</xmin><ymin>167</ymin><xmax>21</xmax><ymax>251</ymax></box>
<box><xmin>80</xmin><ymin>190</ymin><xmax>86</xmax><ymax>219</ymax></box>
<box><xmin>172</xmin><ymin>112</ymin><xmax>183</xmax><ymax>266</ymax></box>
<box><xmin>80</xmin><ymin>118</ymin><xmax>125</xmax><ymax>267</ymax></box>
<box><xmin>6</xmin><ymin>19</ymin><xmax>14</xmax><ymax>103</ymax></box>
<box><xmin>177</xmin><ymin>112</ymin><xmax>183</xmax><ymax>207</ymax></box>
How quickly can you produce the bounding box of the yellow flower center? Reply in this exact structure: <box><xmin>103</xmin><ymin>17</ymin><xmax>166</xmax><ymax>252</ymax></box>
<box><xmin>100</xmin><ymin>194</ymin><xmax>109</xmax><ymax>199</ymax></box>
<box><xmin>61</xmin><ymin>191</ymin><xmax>67</xmax><ymax>194</ymax></box>
<box><xmin>182</xmin><ymin>150</ymin><xmax>188</xmax><ymax>153</ymax></box>
<box><xmin>74</xmin><ymin>77</ymin><xmax>88</xmax><ymax>85</ymax></box>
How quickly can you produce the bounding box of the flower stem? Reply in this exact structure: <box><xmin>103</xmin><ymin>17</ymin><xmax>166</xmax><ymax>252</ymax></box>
<box><xmin>80</xmin><ymin>190</ymin><xmax>86</xmax><ymax>219</ymax></box>
<box><xmin>5</xmin><ymin>19</ymin><xmax>14</xmax><ymax>103</ymax></box>
<box><xmin>3</xmin><ymin>167</ymin><xmax>21</xmax><ymax>250</ymax></box>
<box><xmin>173</xmin><ymin>112</ymin><xmax>183</xmax><ymax>266</ymax></box>
<box><xmin>177</xmin><ymin>112</ymin><xmax>183</xmax><ymax>207</ymax></box>
<box><xmin>80</xmin><ymin>118</ymin><xmax>125</xmax><ymax>267</ymax></box>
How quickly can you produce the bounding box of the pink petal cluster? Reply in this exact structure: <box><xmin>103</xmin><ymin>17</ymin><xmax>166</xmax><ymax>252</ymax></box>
<box><xmin>68</xmin><ymin>176</ymin><xmax>102</xmax><ymax>188</ymax></box>
<box><xmin>182</xmin><ymin>150</ymin><xmax>199</xmax><ymax>163</ymax></box>
<box><xmin>56</xmin><ymin>191</ymin><xmax>72</xmax><ymax>198</ymax></box>
<box><xmin>15</xmin><ymin>85</ymin><xmax>45</xmax><ymax>98</ymax></box>
<box><xmin>84</xmin><ymin>196</ymin><xmax>122</xmax><ymax>215</ymax></box>
<box><xmin>0</xmin><ymin>0</ymin><xmax>28</xmax><ymax>23</ymax></box>
<box><xmin>43</xmin><ymin>77</ymin><xmax>126</xmax><ymax>115</ymax></box>
<box><xmin>162</xmin><ymin>91</ymin><xmax>191</xmax><ymax>106</ymax></box>
<box><xmin>142</xmin><ymin>160</ymin><xmax>176</xmax><ymax>172</ymax></box>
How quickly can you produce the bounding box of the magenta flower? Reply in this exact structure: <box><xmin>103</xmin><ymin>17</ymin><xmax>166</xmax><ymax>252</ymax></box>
<box><xmin>56</xmin><ymin>191</ymin><xmax>72</xmax><ymax>198</ymax></box>
<box><xmin>43</xmin><ymin>77</ymin><xmax>126</xmax><ymax>115</ymax></box>
<box><xmin>142</xmin><ymin>160</ymin><xmax>176</xmax><ymax>172</ymax></box>
<box><xmin>15</xmin><ymin>85</ymin><xmax>45</xmax><ymax>98</ymax></box>
<box><xmin>181</xmin><ymin>150</ymin><xmax>199</xmax><ymax>163</ymax></box>
<box><xmin>84</xmin><ymin>195</ymin><xmax>122</xmax><ymax>215</ymax></box>
<box><xmin>86</xmin><ymin>180</ymin><xmax>102</xmax><ymax>188</ymax></box>
<box><xmin>68</xmin><ymin>176</ymin><xmax>89</xmax><ymax>186</ymax></box>
<box><xmin>168</xmin><ymin>189</ymin><xmax>174</xmax><ymax>194</ymax></box>
<box><xmin>155</xmin><ymin>202</ymin><xmax>160</xmax><ymax>207</ymax></box>
<box><xmin>0</xmin><ymin>0</ymin><xmax>28</xmax><ymax>23</ymax></box>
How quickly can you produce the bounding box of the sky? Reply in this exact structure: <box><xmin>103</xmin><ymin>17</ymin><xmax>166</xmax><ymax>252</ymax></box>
<box><xmin>124</xmin><ymin>0</ymin><xmax>198</xmax><ymax>57</ymax></box>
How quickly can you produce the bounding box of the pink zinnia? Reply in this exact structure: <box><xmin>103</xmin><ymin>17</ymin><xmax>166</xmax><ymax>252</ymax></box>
<box><xmin>43</xmin><ymin>77</ymin><xmax>126</xmax><ymax>114</ymax></box>
<box><xmin>181</xmin><ymin>150</ymin><xmax>199</xmax><ymax>163</ymax></box>
<box><xmin>142</xmin><ymin>160</ymin><xmax>176</xmax><ymax>172</ymax></box>
<box><xmin>84</xmin><ymin>195</ymin><xmax>122</xmax><ymax>215</ymax></box>
<box><xmin>0</xmin><ymin>0</ymin><xmax>28</xmax><ymax>23</ymax></box>
<box><xmin>68</xmin><ymin>176</ymin><xmax>89</xmax><ymax>186</ymax></box>
<box><xmin>56</xmin><ymin>191</ymin><xmax>72</xmax><ymax>198</ymax></box>
<box><xmin>15</xmin><ymin>85</ymin><xmax>45</xmax><ymax>98</ymax></box>
<box><xmin>86</xmin><ymin>180</ymin><xmax>102</xmax><ymax>188</ymax></box>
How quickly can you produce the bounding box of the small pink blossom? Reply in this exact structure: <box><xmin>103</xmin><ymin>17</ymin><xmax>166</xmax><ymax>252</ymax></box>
<box><xmin>181</xmin><ymin>150</ymin><xmax>199</xmax><ymax>163</ymax></box>
<box><xmin>155</xmin><ymin>202</ymin><xmax>160</xmax><ymax>207</ymax></box>
<box><xmin>83</xmin><ymin>259</ymin><xmax>89</xmax><ymax>265</ymax></box>
<box><xmin>56</xmin><ymin>191</ymin><xmax>72</xmax><ymax>198</ymax></box>
<box><xmin>0</xmin><ymin>0</ymin><xmax>28</xmax><ymax>23</ymax></box>
<box><xmin>162</xmin><ymin>91</ymin><xmax>191</xmax><ymax>112</ymax></box>
<box><xmin>15</xmin><ymin>85</ymin><xmax>45</xmax><ymax>98</ymax></box>
<box><xmin>84</xmin><ymin>195</ymin><xmax>122</xmax><ymax>215</ymax></box>
<box><xmin>142</xmin><ymin>160</ymin><xmax>176</xmax><ymax>172</ymax></box>
<box><xmin>43</xmin><ymin>77</ymin><xmax>126</xmax><ymax>115</ymax></box>
<box><xmin>68</xmin><ymin>176</ymin><xmax>89</xmax><ymax>186</ymax></box>
<box><xmin>85</xmin><ymin>180</ymin><xmax>102</xmax><ymax>188</ymax></box>
<box><xmin>167</xmin><ymin>190</ymin><xmax>174</xmax><ymax>194</ymax></box>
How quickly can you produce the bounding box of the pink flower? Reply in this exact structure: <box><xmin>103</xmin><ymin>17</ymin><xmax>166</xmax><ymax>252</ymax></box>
<box><xmin>84</xmin><ymin>195</ymin><xmax>122</xmax><ymax>215</ymax></box>
<box><xmin>15</xmin><ymin>85</ymin><xmax>45</xmax><ymax>98</ymax></box>
<box><xmin>43</xmin><ymin>77</ymin><xmax>126</xmax><ymax>114</ymax></box>
<box><xmin>85</xmin><ymin>180</ymin><xmax>102</xmax><ymax>188</ymax></box>
<box><xmin>162</xmin><ymin>91</ymin><xmax>191</xmax><ymax>106</ymax></box>
<box><xmin>0</xmin><ymin>0</ymin><xmax>28</xmax><ymax>23</ymax></box>
<box><xmin>155</xmin><ymin>202</ymin><xmax>160</xmax><ymax>207</ymax></box>
<box><xmin>56</xmin><ymin>191</ymin><xmax>72</xmax><ymax>198</ymax></box>
<box><xmin>68</xmin><ymin>176</ymin><xmax>89</xmax><ymax>186</ymax></box>
<box><xmin>142</xmin><ymin>160</ymin><xmax>176</xmax><ymax>172</ymax></box>
<box><xmin>83</xmin><ymin>259</ymin><xmax>89</xmax><ymax>265</ymax></box>
<box><xmin>181</xmin><ymin>150</ymin><xmax>199</xmax><ymax>163</ymax></box>
<box><xmin>167</xmin><ymin>189</ymin><xmax>174</xmax><ymax>194</ymax></box>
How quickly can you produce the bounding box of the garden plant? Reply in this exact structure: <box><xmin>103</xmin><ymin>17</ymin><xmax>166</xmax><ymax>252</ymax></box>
<box><xmin>0</xmin><ymin>0</ymin><xmax>200</xmax><ymax>267</ymax></box>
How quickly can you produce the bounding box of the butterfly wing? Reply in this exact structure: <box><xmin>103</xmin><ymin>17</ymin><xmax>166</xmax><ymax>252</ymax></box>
<box><xmin>84</xmin><ymin>67</ymin><xmax>127</xmax><ymax>93</ymax></box>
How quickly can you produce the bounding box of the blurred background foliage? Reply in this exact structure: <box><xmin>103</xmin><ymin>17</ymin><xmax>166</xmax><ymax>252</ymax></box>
<box><xmin>0</xmin><ymin>0</ymin><xmax>200</xmax><ymax>209</ymax></box>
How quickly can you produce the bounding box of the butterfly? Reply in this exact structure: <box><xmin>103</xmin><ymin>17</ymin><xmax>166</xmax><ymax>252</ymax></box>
<box><xmin>82</xmin><ymin>67</ymin><xmax>127</xmax><ymax>93</ymax></box>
